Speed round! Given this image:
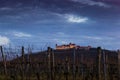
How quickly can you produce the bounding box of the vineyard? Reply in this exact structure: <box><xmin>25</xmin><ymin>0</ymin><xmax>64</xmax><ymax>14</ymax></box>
<box><xmin>0</xmin><ymin>46</ymin><xmax>120</xmax><ymax>80</ymax></box>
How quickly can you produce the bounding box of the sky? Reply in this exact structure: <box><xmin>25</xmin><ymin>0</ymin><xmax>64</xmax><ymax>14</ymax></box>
<box><xmin>0</xmin><ymin>0</ymin><xmax>120</xmax><ymax>50</ymax></box>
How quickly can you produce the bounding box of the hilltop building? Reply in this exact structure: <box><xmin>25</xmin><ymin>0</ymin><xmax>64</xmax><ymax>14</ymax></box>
<box><xmin>56</xmin><ymin>43</ymin><xmax>91</xmax><ymax>50</ymax></box>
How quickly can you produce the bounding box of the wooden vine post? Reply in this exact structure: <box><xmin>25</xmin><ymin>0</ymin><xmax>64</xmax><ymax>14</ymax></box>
<box><xmin>51</xmin><ymin>48</ymin><xmax>55</xmax><ymax>80</ymax></box>
<box><xmin>103</xmin><ymin>50</ymin><xmax>107</xmax><ymax>80</ymax></box>
<box><xmin>21</xmin><ymin>46</ymin><xmax>25</xmax><ymax>80</ymax></box>
<box><xmin>47</xmin><ymin>47</ymin><xmax>51</xmax><ymax>80</ymax></box>
<box><xmin>118</xmin><ymin>50</ymin><xmax>120</xmax><ymax>80</ymax></box>
<box><xmin>73</xmin><ymin>48</ymin><xmax>76</xmax><ymax>80</ymax></box>
<box><xmin>97</xmin><ymin>47</ymin><xmax>102</xmax><ymax>80</ymax></box>
<box><xmin>0</xmin><ymin>46</ymin><xmax>7</xmax><ymax>77</ymax></box>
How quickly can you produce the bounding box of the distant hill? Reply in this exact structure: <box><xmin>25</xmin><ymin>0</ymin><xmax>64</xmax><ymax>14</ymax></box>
<box><xmin>10</xmin><ymin>47</ymin><xmax>118</xmax><ymax>67</ymax></box>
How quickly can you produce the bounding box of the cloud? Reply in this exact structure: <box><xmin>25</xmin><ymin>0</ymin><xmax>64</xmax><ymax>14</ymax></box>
<box><xmin>71</xmin><ymin>0</ymin><xmax>111</xmax><ymax>8</ymax></box>
<box><xmin>83</xmin><ymin>36</ymin><xmax>103</xmax><ymax>40</ymax></box>
<box><xmin>53</xmin><ymin>38</ymin><xmax>68</xmax><ymax>44</ymax></box>
<box><xmin>56</xmin><ymin>32</ymin><xmax>69</xmax><ymax>37</ymax></box>
<box><xmin>0</xmin><ymin>7</ymin><xmax>13</xmax><ymax>11</ymax></box>
<box><xmin>65</xmin><ymin>14</ymin><xmax>88</xmax><ymax>23</ymax></box>
<box><xmin>0</xmin><ymin>35</ymin><xmax>10</xmax><ymax>45</ymax></box>
<box><xmin>13</xmin><ymin>32</ymin><xmax>32</xmax><ymax>38</ymax></box>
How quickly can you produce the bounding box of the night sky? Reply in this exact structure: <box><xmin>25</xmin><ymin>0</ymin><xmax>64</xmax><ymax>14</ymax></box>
<box><xmin>0</xmin><ymin>0</ymin><xmax>120</xmax><ymax>50</ymax></box>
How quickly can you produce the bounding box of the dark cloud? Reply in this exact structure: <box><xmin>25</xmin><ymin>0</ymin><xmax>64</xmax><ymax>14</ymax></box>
<box><xmin>0</xmin><ymin>0</ymin><xmax>120</xmax><ymax>8</ymax></box>
<box><xmin>0</xmin><ymin>0</ymin><xmax>119</xmax><ymax>24</ymax></box>
<box><xmin>38</xmin><ymin>0</ymin><xmax>120</xmax><ymax>18</ymax></box>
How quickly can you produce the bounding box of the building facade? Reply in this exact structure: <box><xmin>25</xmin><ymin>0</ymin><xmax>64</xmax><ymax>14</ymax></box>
<box><xmin>56</xmin><ymin>43</ymin><xmax>91</xmax><ymax>50</ymax></box>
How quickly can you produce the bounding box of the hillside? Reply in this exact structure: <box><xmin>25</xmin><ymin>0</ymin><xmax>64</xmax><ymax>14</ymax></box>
<box><xmin>10</xmin><ymin>47</ymin><xmax>118</xmax><ymax>66</ymax></box>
